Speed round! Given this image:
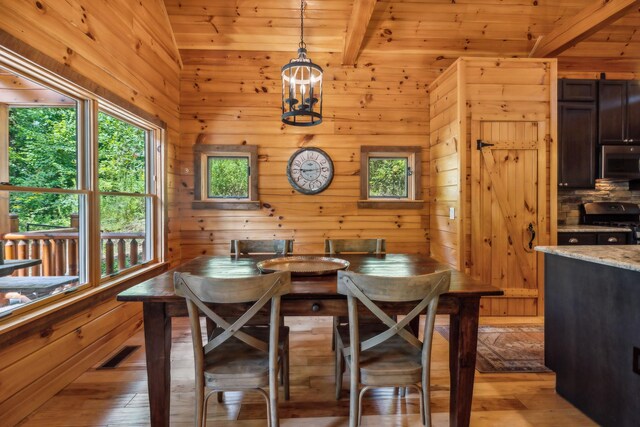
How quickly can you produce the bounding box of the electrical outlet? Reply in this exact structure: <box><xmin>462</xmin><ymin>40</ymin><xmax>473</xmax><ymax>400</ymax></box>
<box><xmin>634</xmin><ymin>347</ymin><xmax>640</xmax><ymax>376</ymax></box>
<box><xmin>449</xmin><ymin>207</ymin><xmax>455</xmax><ymax>220</ymax></box>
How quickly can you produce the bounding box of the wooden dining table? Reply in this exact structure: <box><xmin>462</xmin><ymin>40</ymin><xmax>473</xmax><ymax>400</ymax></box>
<box><xmin>117</xmin><ymin>253</ymin><xmax>502</xmax><ymax>427</ymax></box>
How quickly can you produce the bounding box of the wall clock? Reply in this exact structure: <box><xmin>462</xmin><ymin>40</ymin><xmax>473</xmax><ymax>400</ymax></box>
<box><xmin>286</xmin><ymin>147</ymin><xmax>334</xmax><ymax>194</ymax></box>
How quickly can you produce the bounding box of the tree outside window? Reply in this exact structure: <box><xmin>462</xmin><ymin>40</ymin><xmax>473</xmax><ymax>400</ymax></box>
<box><xmin>207</xmin><ymin>156</ymin><xmax>249</xmax><ymax>199</ymax></box>
<box><xmin>359</xmin><ymin>146</ymin><xmax>423</xmax><ymax>209</ymax></box>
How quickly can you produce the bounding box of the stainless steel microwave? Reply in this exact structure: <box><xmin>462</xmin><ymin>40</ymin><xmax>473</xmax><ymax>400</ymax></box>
<box><xmin>602</xmin><ymin>145</ymin><xmax>640</xmax><ymax>180</ymax></box>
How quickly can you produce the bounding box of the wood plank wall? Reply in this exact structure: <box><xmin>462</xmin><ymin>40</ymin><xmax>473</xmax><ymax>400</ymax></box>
<box><xmin>0</xmin><ymin>1</ymin><xmax>180</xmax><ymax>424</ymax></box>
<box><xmin>428</xmin><ymin>65</ymin><xmax>461</xmax><ymax>269</ymax></box>
<box><xmin>177</xmin><ymin>50</ymin><xmax>438</xmax><ymax>257</ymax></box>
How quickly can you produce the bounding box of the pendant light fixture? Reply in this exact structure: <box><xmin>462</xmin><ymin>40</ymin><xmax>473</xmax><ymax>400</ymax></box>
<box><xmin>281</xmin><ymin>0</ymin><xmax>323</xmax><ymax>126</ymax></box>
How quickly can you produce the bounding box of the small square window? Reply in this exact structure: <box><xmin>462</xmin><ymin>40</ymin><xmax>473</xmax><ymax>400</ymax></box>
<box><xmin>207</xmin><ymin>156</ymin><xmax>249</xmax><ymax>199</ymax></box>
<box><xmin>193</xmin><ymin>140</ymin><xmax>259</xmax><ymax>210</ymax></box>
<box><xmin>359</xmin><ymin>146</ymin><xmax>423</xmax><ymax>209</ymax></box>
<box><xmin>368</xmin><ymin>157</ymin><xmax>409</xmax><ymax>198</ymax></box>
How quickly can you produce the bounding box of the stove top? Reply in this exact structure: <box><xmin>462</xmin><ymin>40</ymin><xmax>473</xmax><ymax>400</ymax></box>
<box><xmin>582</xmin><ymin>202</ymin><xmax>640</xmax><ymax>243</ymax></box>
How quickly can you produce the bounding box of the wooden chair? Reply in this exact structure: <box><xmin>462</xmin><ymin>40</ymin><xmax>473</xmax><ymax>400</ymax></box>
<box><xmin>217</xmin><ymin>238</ymin><xmax>293</xmax><ymax>342</ymax></box>
<box><xmin>334</xmin><ymin>269</ymin><xmax>451</xmax><ymax>427</ymax></box>
<box><xmin>174</xmin><ymin>271</ymin><xmax>292</xmax><ymax>427</ymax></box>
<box><xmin>325</xmin><ymin>239</ymin><xmax>386</xmax><ymax>352</ymax></box>
<box><xmin>324</xmin><ymin>238</ymin><xmax>385</xmax><ymax>255</ymax></box>
<box><xmin>230</xmin><ymin>239</ymin><xmax>294</xmax><ymax>256</ymax></box>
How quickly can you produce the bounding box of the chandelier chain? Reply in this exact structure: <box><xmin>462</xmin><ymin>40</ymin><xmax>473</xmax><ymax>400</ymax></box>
<box><xmin>299</xmin><ymin>0</ymin><xmax>305</xmax><ymax>49</ymax></box>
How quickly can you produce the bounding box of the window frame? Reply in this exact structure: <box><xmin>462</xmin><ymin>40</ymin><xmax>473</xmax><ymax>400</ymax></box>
<box><xmin>359</xmin><ymin>145</ymin><xmax>424</xmax><ymax>209</ymax></box>
<box><xmin>96</xmin><ymin>106</ymin><xmax>160</xmax><ymax>280</ymax></box>
<box><xmin>193</xmin><ymin>141</ymin><xmax>260</xmax><ymax>210</ymax></box>
<box><xmin>0</xmin><ymin>46</ymin><xmax>166</xmax><ymax>320</ymax></box>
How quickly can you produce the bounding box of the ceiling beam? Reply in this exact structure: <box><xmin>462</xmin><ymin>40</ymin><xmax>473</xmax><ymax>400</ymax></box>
<box><xmin>342</xmin><ymin>0</ymin><xmax>377</xmax><ymax>65</ymax></box>
<box><xmin>530</xmin><ymin>0</ymin><xmax>640</xmax><ymax>58</ymax></box>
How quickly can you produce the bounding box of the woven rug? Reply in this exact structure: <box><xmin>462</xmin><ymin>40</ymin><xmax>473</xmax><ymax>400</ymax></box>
<box><xmin>435</xmin><ymin>324</ymin><xmax>551</xmax><ymax>373</ymax></box>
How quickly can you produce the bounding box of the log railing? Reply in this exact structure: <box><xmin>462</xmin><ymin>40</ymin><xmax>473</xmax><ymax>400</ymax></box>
<box><xmin>1</xmin><ymin>230</ymin><xmax>145</xmax><ymax>277</ymax></box>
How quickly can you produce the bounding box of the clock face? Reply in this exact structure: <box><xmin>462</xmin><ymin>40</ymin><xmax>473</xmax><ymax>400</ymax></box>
<box><xmin>286</xmin><ymin>147</ymin><xmax>334</xmax><ymax>194</ymax></box>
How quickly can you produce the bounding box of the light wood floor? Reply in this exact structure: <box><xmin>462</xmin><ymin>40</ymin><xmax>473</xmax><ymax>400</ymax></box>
<box><xmin>19</xmin><ymin>316</ymin><xmax>596</xmax><ymax>426</ymax></box>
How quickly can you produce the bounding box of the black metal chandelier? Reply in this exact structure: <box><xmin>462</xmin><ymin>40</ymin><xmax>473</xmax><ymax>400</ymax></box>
<box><xmin>281</xmin><ymin>0</ymin><xmax>323</xmax><ymax>126</ymax></box>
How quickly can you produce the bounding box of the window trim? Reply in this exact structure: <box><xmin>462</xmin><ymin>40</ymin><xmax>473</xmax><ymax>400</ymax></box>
<box><xmin>358</xmin><ymin>145</ymin><xmax>424</xmax><ymax>209</ymax></box>
<box><xmin>193</xmin><ymin>140</ymin><xmax>260</xmax><ymax>210</ymax></box>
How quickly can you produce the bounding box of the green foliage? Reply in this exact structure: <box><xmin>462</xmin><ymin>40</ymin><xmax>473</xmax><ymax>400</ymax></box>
<box><xmin>97</xmin><ymin>112</ymin><xmax>146</xmax><ymax>232</ymax></box>
<box><xmin>100</xmin><ymin>195</ymin><xmax>145</xmax><ymax>233</ymax></box>
<box><xmin>8</xmin><ymin>108</ymin><xmax>147</xmax><ymax>232</ymax></box>
<box><xmin>9</xmin><ymin>107</ymin><xmax>78</xmax><ymax>229</ymax></box>
<box><xmin>369</xmin><ymin>158</ymin><xmax>408</xmax><ymax>198</ymax></box>
<box><xmin>208</xmin><ymin>157</ymin><xmax>249</xmax><ymax>198</ymax></box>
<box><xmin>97</xmin><ymin>111</ymin><xmax>145</xmax><ymax>194</ymax></box>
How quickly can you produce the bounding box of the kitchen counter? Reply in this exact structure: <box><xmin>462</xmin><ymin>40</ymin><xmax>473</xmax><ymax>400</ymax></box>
<box><xmin>557</xmin><ymin>224</ymin><xmax>632</xmax><ymax>233</ymax></box>
<box><xmin>536</xmin><ymin>245</ymin><xmax>640</xmax><ymax>272</ymax></box>
<box><xmin>536</xmin><ymin>245</ymin><xmax>640</xmax><ymax>427</ymax></box>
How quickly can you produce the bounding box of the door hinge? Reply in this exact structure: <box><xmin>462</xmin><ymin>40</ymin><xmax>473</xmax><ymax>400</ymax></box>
<box><xmin>476</xmin><ymin>139</ymin><xmax>495</xmax><ymax>150</ymax></box>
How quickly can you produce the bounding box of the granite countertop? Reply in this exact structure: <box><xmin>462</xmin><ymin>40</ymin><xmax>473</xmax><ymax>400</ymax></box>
<box><xmin>535</xmin><ymin>245</ymin><xmax>640</xmax><ymax>272</ymax></box>
<box><xmin>558</xmin><ymin>224</ymin><xmax>632</xmax><ymax>233</ymax></box>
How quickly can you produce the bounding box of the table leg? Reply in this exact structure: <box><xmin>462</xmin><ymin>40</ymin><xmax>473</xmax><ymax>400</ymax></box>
<box><xmin>449</xmin><ymin>297</ymin><xmax>480</xmax><ymax>427</ymax></box>
<box><xmin>143</xmin><ymin>302</ymin><xmax>172</xmax><ymax>427</ymax></box>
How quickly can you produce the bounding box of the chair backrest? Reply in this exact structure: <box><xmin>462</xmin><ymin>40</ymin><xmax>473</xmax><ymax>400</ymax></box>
<box><xmin>174</xmin><ymin>271</ymin><xmax>291</xmax><ymax>355</ymax></box>
<box><xmin>324</xmin><ymin>238</ymin><xmax>385</xmax><ymax>255</ymax></box>
<box><xmin>336</xmin><ymin>269</ymin><xmax>450</xmax><ymax>356</ymax></box>
<box><xmin>230</xmin><ymin>239</ymin><xmax>294</xmax><ymax>256</ymax></box>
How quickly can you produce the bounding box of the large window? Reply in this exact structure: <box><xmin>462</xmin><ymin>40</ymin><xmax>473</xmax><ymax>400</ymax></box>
<box><xmin>0</xmin><ymin>60</ymin><xmax>163</xmax><ymax>318</ymax></box>
<box><xmin>359</xmin><ymin>146</ymin><xmax>424</xmax><ymax>209</ymax></box>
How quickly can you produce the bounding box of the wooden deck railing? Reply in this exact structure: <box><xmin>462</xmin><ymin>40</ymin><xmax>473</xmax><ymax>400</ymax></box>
<box><xmin>2</xmin><ymin>230</ymin><xmax>145</xmax><ymax>277</ymax></box>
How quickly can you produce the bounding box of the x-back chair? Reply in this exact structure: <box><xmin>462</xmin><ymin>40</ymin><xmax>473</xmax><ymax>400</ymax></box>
<box><xmin>334</xmin><ymin>269</ymin><xmax>451</xmax><ymax>427</ymax></box>
<box><xmin>174</xmin><ymin>270</ymin><xmax>291</xmax><ymax>427</ymax></box>
<box><xmin>324</xmin><ymin>238</ymin><xmax>387</xmax><ymax>353</ymax></box>
<box><xmin>204</xmin><ymin>239</ymin><xmax>294</xmax><ymax>352</ymax></box>
<box><xmin>324</xmin><ymin>238</ymin><xmax>385</xmax><ymax>256</ymax></box>
<box><xmin>230</xmin><ymin>239</ymin><xmax>294</xmax><ymax>256</ymax></box>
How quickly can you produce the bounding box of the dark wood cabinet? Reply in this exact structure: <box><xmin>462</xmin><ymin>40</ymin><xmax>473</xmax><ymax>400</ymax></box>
<box><xmin>558</xmin><ymin>102</ymin><xmax>596</xmax><ymax>187</ymax></box>
<box><xmin>559</xmin><ymin>79</ymin><xmax>597</xmax><ymax>102</ymax></box>
<box><xmin>557</xmin><ymin>78</ymin><xmax>640</xmax><ymax>187</ymax></box>
<box><xmin>627</xmin><ymin>81</ymin><xmax>640</xmax><ymax>142</ymax></box>
<box><xmin>596</xmin><ymin>232</ymin><xmax>628</xmax><ymax>244</ymax></box>
<box><xmin>557</xmin><ymin>232</ymin><xmax>597</xmax><ymax>245</ymax></box>
<box><xmin>599</xmin><ymin>80</ymin><xmax>640</xmax><ymax>144</ymax></box>
<box><xmin>558</xmin><ymin>231</ymin><xmax>629</xmax><ymax>245</ymax></box>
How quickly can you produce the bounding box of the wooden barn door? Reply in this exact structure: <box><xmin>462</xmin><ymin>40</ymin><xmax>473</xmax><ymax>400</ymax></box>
<box><xmin>471</xmin><ymin>118</ymin><xmax>547</xmax><ymax>316</ymax></box>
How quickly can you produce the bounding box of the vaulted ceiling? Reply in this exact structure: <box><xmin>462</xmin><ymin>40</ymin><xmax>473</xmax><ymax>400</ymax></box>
<box><xmin>164</xmin><ymin>0</ymin><xmax>640</xmax><ymax>76</ymax></box>
<box><xmin>2</xmin><ymin>0</ymin><xmax>639</xmax><ymax>106</ymax></box>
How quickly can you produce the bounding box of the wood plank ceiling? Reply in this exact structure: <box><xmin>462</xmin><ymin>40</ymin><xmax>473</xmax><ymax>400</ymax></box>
<box><xmin>164</xmin><ymin>0</ymin><xmax>640</xmax><ymax>75</ymax></box>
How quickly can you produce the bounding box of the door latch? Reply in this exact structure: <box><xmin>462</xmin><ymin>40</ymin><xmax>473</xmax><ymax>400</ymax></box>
<box><xmin>476</xmin><ymin>139</ymin><xmax>495</xmax><ymax>150</ymax></box>
<box><xmin>528</xmin><ymin>223</ymin><xmax>536</xmax><ymax>249</ymax></box>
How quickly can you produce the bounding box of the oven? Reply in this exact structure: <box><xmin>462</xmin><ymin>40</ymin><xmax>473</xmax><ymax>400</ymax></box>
<box><xmin>601</xmin><ymin>146</ymin><xmax>640</xmax><ymax>180</ymax></box>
